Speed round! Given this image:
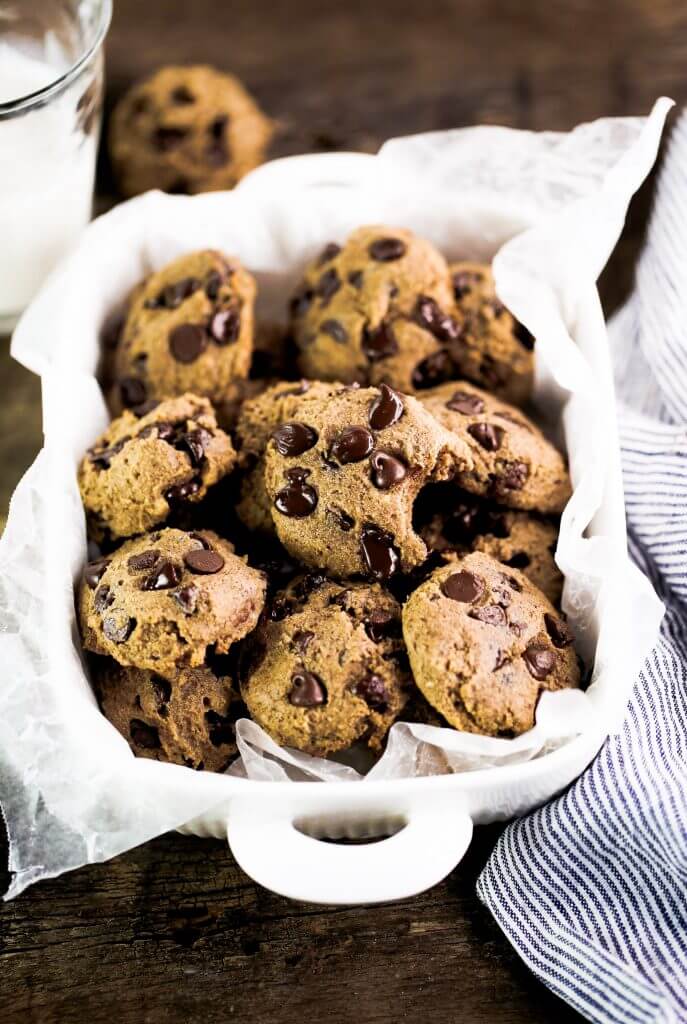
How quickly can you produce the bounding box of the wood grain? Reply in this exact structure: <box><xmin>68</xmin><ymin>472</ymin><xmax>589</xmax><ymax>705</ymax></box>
<box><xmin>0</xmin><ymin>0</ymin><xmax>680</xmax><ymax>1019</ymax></box>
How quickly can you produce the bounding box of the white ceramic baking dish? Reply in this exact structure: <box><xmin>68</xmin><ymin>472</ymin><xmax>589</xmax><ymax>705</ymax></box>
<box><xmin>8</xmin><ymin>114</ymin><xmax>667</xmax><ymax>903</ymax></box>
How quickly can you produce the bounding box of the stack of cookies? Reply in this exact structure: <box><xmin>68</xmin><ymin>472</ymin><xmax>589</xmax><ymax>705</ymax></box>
<box><xmin>77</xmin><ymin>225</ymin><xmax>580</xmax><ymax>771</ymax></box>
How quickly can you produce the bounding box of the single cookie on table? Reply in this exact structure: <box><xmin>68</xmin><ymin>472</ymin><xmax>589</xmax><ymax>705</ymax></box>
<box><xmin>261</xmin><ymin>382</ymin><xmax>472</xmax><ymax>579</ymax></box>
<box><xmin>449</xmin><ymin>262</ymin><xmax>535</xmax><ymax>406</ymax></box>
<box><xmin>109</xmin><ymin>249</ymin><xmax>255</xmax><ymax>415</ymax></box>
<box><xmin>93</xmin><ymin>657</ymin><xmax>242</xmax><ymax>772</ymax></box>
<box><xmin>78</xmin><ymin>528</ymin><xmax>266</xmax><ymax>676</ymax></box>
<box><xmin>402</xmin><ymin>552</ymin><xmax>579</xmax><ymax>736</ymax></box>
<box><xmin>79</xmin><ymin>393</ymin><xmax>236</xmax><ymax>540</ymax></box>
<box><xmin>240</xmin><ymin>577</ymin><xmax>410</xmax><ymax>755</ymax></box>
<box><xmin>109</xmin><ymin>64</ymin><xmax>273</xmax><ymax>197</ymax></box>
<box><xmin>415</xmin><ymin>483</ymin><xmax>562</xmax><ymax>605</ymax></box>
<box><xmin>290</xmin><ymin>226</ymin><xmax>466</xmax><ymax>394</ymax></box>
<box><xmin>418</xmin><ymin>380</ymin><xmax>570</xmax><ymax>514</ymax></box>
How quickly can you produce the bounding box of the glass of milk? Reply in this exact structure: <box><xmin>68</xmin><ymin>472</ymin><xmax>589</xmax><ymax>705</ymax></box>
<box><xmin>0</xmin><ymin>0</ymin><xmax>112</xmax><ymax>332</ymax></box>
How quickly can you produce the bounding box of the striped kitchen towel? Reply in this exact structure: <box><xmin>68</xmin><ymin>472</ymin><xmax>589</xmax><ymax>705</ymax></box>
<box><xmin>477</xmin><ymin>112</ymin><xmax>687</xmax><ymax>1024</ymax></box>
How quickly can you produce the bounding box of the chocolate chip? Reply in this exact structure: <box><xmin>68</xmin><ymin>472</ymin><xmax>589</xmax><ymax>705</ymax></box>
<box><xmin>119</xmin><ymin>377</ymin><xmax>147</xmax><ymax>409</ymax></box>
<box><xmin>544</xmin><ymin>613</ymin><xmax>574</xmax><ymax>648</ymax></box>
<box><xmin>169</xmin><ymin>323</ymin><xmax>207</xmax><ymax>363</ymax></box>
<box><xmin>94</xmin><ymin>584</ymin><xmax>114</xmax><ymax>613</ymax></box>
<box><xmin>347</xmin><ymin>269</ymin><xmax>363</xmax><ymax>288</ymax></box>
<box><xmin>292</xmin><ymin>629</ymin><xmax>315</xmax><ymax>653</ymax></box>
<box><xmin>172</xmin><ymin>584</ymin><xmax>199</xmax><ymax>613</ymax></box>
<box><xmin>153</xmin><ymin>276</ymin><xmax>200</xmax><ymax>309</ymax></box>
<box><xmin>84</xmin><ymin>558</ymin><xmax>110</xmax><ymax>589</ymax></box>
<box><xmin>101</xmin><ymin>308</ymin><xmax>125</xmax><ymax>350</ymax></box>
<box><xmin>289</xmin><ymin>670</ymin><xmax>327</xmax><ymax>707</ymax></box>
<box><xmin>326</xmin><ymin>506</ymin><xmax>355</xmax><ymax>531</ymax></box>
<box><xmin>318</xmin><ymin>242</ymin><xmax>341</xmax><ymax>264</ymax></box>
<box><xmin>272</xmin><ymin>422</ymin><xmax>318</xmax><ymax>457</ymax></box>
<box><xmin>290</xmin><ymin>287</ymin><xmax>314</xmax><ymax>318</ymax></box>
<box><xmin>365</xmin><ymin>610</ymin><xmax>399</xmax><ymax>643</ymax></box>
<box><xmin>103</xmin><ymin>614</ymin><xmax>135</xmax><ymax>643</ymax></box>
<box><xmin>170</xmin><ymin>85</ymin><xmax>195</xmax><ymax>104</ymax></box>
<box><xmin>446</xmin><ymin>390</ymin><xmax>485</xmax><ymax>415</ymax></box>
<box><xmin>441</xmin><ymin>571</ymin><xmax>484</xmax><ymax>603</ymax></box>
<box><xmin>514</xmin><ymin>321</ymin><xmax>535</xmax><ymax>350</ymax></box>
<box><xmin>189</xmin><ymin>531</ymin><xmax>212</xmax><ymax>549</ymax></box>
<box><xmin>414</xmin><ymin>296</ymin><xmax>461</xmax><ymax>342</ymax></box>
<box><xmin>141</xmin><ymin>560</ymin><xmax>183</xmax><ymax>590</ymax></box>
<box><xmin>127</xmin><ymin>549</ymin><xmax>160</xmax><ymax>572</ymax></box>
<box><xmin>491</xmin><ymin>461</ymin><xmax>529</xmax><ymax>496</ymax></box>
<box><xmin>180</xmin><ymin>427</ymin><xmax>211</xmax><ymax>467</ymax></box>
<box><xmin>469</xmin><ymin>604</ymin><xmax>507</xmax><ymax>625</ymax></box>
<box><xmin>360</xmin><ymin>524</ymin><xmax>400</xmax><ymax>580</ymax></box>
<box><xmin>468</xmin><ymin>422</ymin><xmax>505</xmax><ymax>451</ymax></box>
<box><xmin>351</xmin><ymin>674</ymin><xmax>388</xmax><ymax>711</ymax></box>
<box><xmin>291</xmin><ymin>573</ymin><xmax>327</xmax><ymax>600</ymax></box>
<box><xmin>274</xmin><ymin>468</ymin><xmax>318</xmax><ymax>518</ymax></box>
<box><xmin>205</xmin><ymin>271</ymin><xmax>223</xmax><ymax>300</ymax></box>
<box><xmin>209</xmin><ymin>308</ymin><xmax>240</xmax><ymax>344</ymax></box>
<box><xmin>452</xmin><ymin>269</ymin><xmax>482</xmax><ymax>299</ymax></box>
<box><xmin>369</xmin><ymin>237</ymin><xmax>406</xmax><ymax>261</ymax></box>
<box><xmin>165</xmin><ymin>479</ymin><xmax>201</xmax><ymax>503</ymax></box>
<box><xmin>411</xmin><ymin>349</ymin><xmax>454</xmax><ymax>390</ymax></box>
<box><xmin>523</xmin><ymin>643</ymin><xmax>556</xmax><ymax>680</ymax></box>
<box><xmin>209</xmin><ymin>114</ymin><xmax>228</xmax><ymax>140</ymax></box>
<box><xmin>129</xmin><ymin>718</ymin><xmax>160</xmax><ymax>749</ymax></box>
<box><xmin>369</xmin><ymin>383</ymin><xmax>404</xmax><ymax>430</ymax></box>
<box><xmin>494</xmin><ymin>649</ymin><xmax>509</xmax><ymax>670</ymax></box>
<box><xmin>362</xmin><ymin>321</ymin><xmax>398</xmax><ymax>361</ymax></box>
<box><xmin>315</xmin><ymin>268</ymin><xmax>341</xmax><ymax>303</ymax></box>
<box><xmin>505</xmin><ymin>552</ymin><xmax>531</xmax><ymax>570</ymax></box>
<box><xmin>152</xmin><ymin>126</ymin><xmax>187</xmax><ymax>151</ymax></box>
<box><xmin>320</xmin><ymin>318</ymin><xmax>348</xmax><ymax>344</ymax></box>
<box><xmin>369</xmin><ymin>450</ymin><xmax>407</xmax><ymax>490</ymax></box>
<box><xmin>184</xmin><ymin>549</ymin><xmax>225</xmax><ymax>574</ymax></box>
<box><xmin>89</xmin><ymin>438</ymin><xmax>129</xmax><ymax>470</ymax></box>
<box><xmin>329</xmin><ymin>426</ymin><xmax>374</xmax><ymax>464</ymax></box>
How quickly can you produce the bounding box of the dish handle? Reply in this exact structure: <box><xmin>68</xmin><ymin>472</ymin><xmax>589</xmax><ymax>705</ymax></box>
<box><xmin>226</xmin><ymin>795</ymin><xmax>473</xmax><ymax>905</ymax></box>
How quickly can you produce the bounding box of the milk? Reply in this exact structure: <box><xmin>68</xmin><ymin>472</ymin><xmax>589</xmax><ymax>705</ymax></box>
<box><xmin>0</xmin><ymin>42</ymin><xmax>98</xmax><ymax>328</ymax></box>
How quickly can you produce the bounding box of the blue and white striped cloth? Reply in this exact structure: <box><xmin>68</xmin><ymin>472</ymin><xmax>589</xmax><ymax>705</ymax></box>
<box><xmin>478</xmin><ymin>113</ymin><xmax>687</xmax><ymax>1023</ymax></box>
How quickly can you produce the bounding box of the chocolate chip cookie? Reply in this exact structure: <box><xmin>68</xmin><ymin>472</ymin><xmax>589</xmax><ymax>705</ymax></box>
<box><xmin>79</xmin><ymin>393</ymin><xmax>236</xmax><ymax>539</ymax></box>
<box><xmin>109</xmin><ymin>249</ymin><xmax>255</xmax><ymax>414</ymax></box>
<box><xmin>240</xmin><ymin>578</ymin><xmax>410</xmax><ymax>755</ymax></box>
<box><xmin>79</xmin><ymin>528</ymin><xmax>266</xmax><ymax>675</ymax></box>
<box><xmin>415</xmin><ymin>483</ymin><xmax>563</xmax><ymax>605</ymax></box>
<box><xmin>109</xmin><ymin>64</ymin><xmax>273</xmax><ymax>197</ymax></box>
<box><xmin>449</xmin><ymin>262</ymin><xmax>535</xmax><ymax>405</ymax></box>
<box><xmin>261</xmin><ymin>383</ymin><xmax>472</xmax><ymax>578</ymax></box>
<box><xmin>402</xmin><ymin>552</ymin><xmax>579</xmax><ymax>736</ymax></box>
<box><xmin>290</xmin><ymin>226</ymin><xmax>466</xmax><ymax>393</ymax></box>
<box><xmin>418</xmin><ymin>381</ymin><xmax>571</xmax><ymax>514</ymax></box>
<box><xmin>93</xmin><ymin>656</ymin><xmax>241</xmax><ymax>771</ymax></box>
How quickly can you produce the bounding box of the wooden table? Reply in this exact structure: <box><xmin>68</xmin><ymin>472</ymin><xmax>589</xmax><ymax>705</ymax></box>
<box><xmin>1</xmin><ymin>2</ymin><xmax>682</xmax><ymax>1020</ymax></box>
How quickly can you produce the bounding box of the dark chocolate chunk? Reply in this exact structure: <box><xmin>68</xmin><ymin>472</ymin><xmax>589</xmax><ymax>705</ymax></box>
<box><xmin>320</xmin><ymin>318</ymin><xmax>348</xmax><ymax>344</ymax></box>
<box><xmin>326</xmin><ymin>506</ymin><xmax>355</xmax><ymax>532</ymax></box>
<box><xmin>362</xmin><ymin>321</ymin><xmax>398</xmax><ymax>362</ymax></box>
<box><xmin>329</xmin><ymin>426</ymin><xmax>374</xmax><ymax>464</ymax></box>
<box><xmin>469</xmin><ymin>603</ymin><xmax>507</xmax><ymax>626</ymax></box>
<box><xmin>184</xmin><ymin>549</ymin><xmax>225</xmax><ymax>575</ymax></box>
<box><xmin>169</xmin><ymin>323</ymin><xmax>207</xmax><ymax>363</ymax></box>
<box><xmin>164</xmin><ymin>479</ymin><xmax>201</xmax><ymax>503</ymax></box>
<box><xmin>360</xmin><ymin>524</ymin><xmax>400</xmax><ymax>580</ymax></box>
<box><xmin>209</xmin><ymin>308</ymin><xmax>240</xmax><ymax>344</ymax></box>
<box><xmin>315</xmin><ymin>268</ymin><xmax>341</xmax><ymax>303</ymax></box>
<box><xmin>292</xmin><ymin>630</ymin><xmax>315</xmax><ymax>654</ymax></box>
<box><xmin>365</xmin><ymin>610</ymin><xmax>400</xmax><ymax>643</ymax></box>
<box><xmin>468</xmin><ymin>422</ymin><xmax>505</xmax><ymax>451</ymax></box>
<box><xmin>411</xmin><ymin>349</ymin><xmax>454</xmax><ymax>390</ymax></box>
<box><xmin>84</xmin><ymin>558</ymin><xmax>110</xmax><ymax>589</ymax></box>
<box><xmin>441</xmin><ymin>571</ymin><xmax>484</xmax><ymax>603</ymax></box>
<box><xmin>152</xmin><ymin>126</ymin><xmax>187</xmax><ymax>151</ymax></box>
<box><xmin>446</xmin><ymin>390</ymin><xmax>485</xmax><ymax>415</ymax></box>
<box><xmin>318</xmin><ymin>242</ymin><xmax>341</xmax><ymax>264</ymax></box>
<box><xmin>490</xmin><ymin>461</ymin><xmax>530</xmax><ymax>497</ymax></box>
<box><xmin>347</xmin><ymin>269</ymin><xmax>363</xmax><ymax>288</ymax></box>
<box><xmin>368</xmin><ymin>237</ymin><xmax>406</xmax><ymax>261</ymax></box>
<box><xmin>414</xmin><ymin>295</ymin><xmax>461</xmax><ymax>342</ymax></box>
<box><xmin>170</xmin><ymin>85</ymin><xmax>195</xmax><ymax>105</ymax></box>
<box><xmin>94</xmin><ymin>584</ymin><xmax>114</xmax><ymax>613</ymax></box>
<box><xmin>351</xmin><ymin>673</ymin><xmax>389</xmax><ymax>711</ymax></box>
<box><xmin>205</xmin><ymin>270</ymin><xmax>223</xmax><ymax>300</ymax></box>
<box><xmin>452</xmin><ymin>269</ymin><xmax>483</xmax><ymax>299</ymax></box>
<box><xmin>127</xmin><ymin>549</ymin><xmax>160</xmax><ymax>572</ymax></box>
<box><xmin>180</xmin><ymin>427</ymin><xmax>212</xmax><ymax>467</ymax></box>
<box><xmin>544</xmin><ymin>613</ymin><xmax>575</xmax><ymax>648</ymax></box>
<box><xmin>289</xmin><ymin>670</ymin><xmax>327</xmax><ymax>707</ymax></box>
<box><xmin>274</xmin><ymin>468</ymin><xmax>318</xmax><ymax>518</ymax></box>
<box><xmin>272</xmin><ymin>422</ymin><xmax>318</xmax><ymax>457</ymax></box>
<box><xmin>141</xmin><ymin>560</ymin><xmax>182</xmax><ymax>590</ymax></box>
<box><xmin>523</xmin><ymin>643</ymin><xmax>556</xmax><ymax>680</ymax></box>
<box><xmin>369</xmin><ymin>383</ymin><xmax>404</xmax><ymax>430</ymax></box>
<box><xmin>369</xmin><ymin>450</ymin><xmax>407</xmax><ymax>490</ymax></box>
<box><xmin>119</xmin><ymin>377</ymin><xmax>147</xmax><ymax>409</ymax></box>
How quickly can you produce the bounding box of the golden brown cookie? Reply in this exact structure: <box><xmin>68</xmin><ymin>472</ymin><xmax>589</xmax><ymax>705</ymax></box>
<box><xmin>240</xmin><ymin>577</ymin><xmax>410</xmax><ymax>755</ymax></box>
<box><xmin>109</xmin><ymin>65</ymin><xmax>273</xmax><ymax>197</ymax></box>
<box><xmin>261</xmin><ymin>383</ymin><xmax>472</xmax><ymax>579</ymax></box>
<box><xmin>415</xmin><ymin>483</ymin><xmax>562</xmax><ymax>605</ymax></box>
<box><xmin>109</xmin><ymin>250</ymin><xmax>256</xmax><ymax>414</ymax></box>
<box><xmin>290</xmin><ymin>226</ymin><xmax>464</xmax><ymax>393</ymax></box>
<box><xmin>78</xmin><ymin>528</ymin><xmax>266</xmax><ymax>676</ymax></box>
<box><xmin>402</xmin><ymin>552</ymin><xmax>579</xmax><ymax>736</ymax></box>
<box><xmin>418</xmin><ymin>381</ymin><xmax>571</xmax><ymax>514</ymax></box>
<box><xmin>449</xmin><ymin>262</ymin><xmax>535</xmax><ymax>405</ymax></box>
<box><xmin>78</xmin><ymin>393</ymin><xmax>236</xmax><ymax>540</ymax></box>
<box><xmin>93</xmin><ymin>656</ymin><xmax>242</xmax><ymax>771</ymax></box>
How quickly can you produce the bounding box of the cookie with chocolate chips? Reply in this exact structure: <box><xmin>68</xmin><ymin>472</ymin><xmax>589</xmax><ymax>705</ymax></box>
<box><xmin>109</xmin><ymin>64</ymin><xmax>273</xmax><ymax>197</ymax></box>
<box><xmin>78</xmin><ymin>528</ymin><xmax>266</xmax><ymax>675</ymax></box>
<box><xmin>78</xmin><ymin>393</ymin><xmax>236</xmax><ymax>539</ymax></box>
<box><xmin>109</xmin><ymin>249</ymin><xmax>256</xmax><ymax>414</ymax></box>
<box><xmin>290</xmin><ymin>226</ymin><xmax>466</xmax><ymax>393</ymax></box>
<box><xmin>240</xmin><ymin>578</ymin><xmax>410</xmax><ymax>755</ymax></box>
<box><xmin>415</xmin><ymin>483</ymin><xmax>563</xmax><ymax>605</ymax></box>
<box><xmin>402</xmin><ymin>552</ymin><xmax>579</xmax><ymax>736</ymax></box>
<box><xmin>418</xmin><ymin>380</ymin><xmax>571</xmax><ymax>514</ymax></box>
<box><xmin>449</xmin><ymin>261</ymin><xmax>535</xmax><ymax>406</ymax></box>
<box><xmin>93</xmin><ymin>656</ymin><xmax>242</xmax><ymax>771</ymax></box>
<box><xmin>261</xmin><ymin>383</ymin><xmax>472</xmax><ymax>578</ymax></box>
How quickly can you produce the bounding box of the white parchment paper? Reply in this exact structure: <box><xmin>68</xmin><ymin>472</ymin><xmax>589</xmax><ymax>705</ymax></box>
<box><xmin>0</xmin><ymin>101</ymin><xmax>670</xmax><ymax>897</ymax></box>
